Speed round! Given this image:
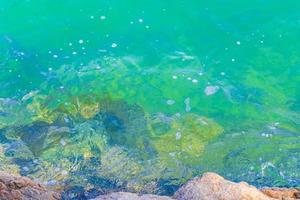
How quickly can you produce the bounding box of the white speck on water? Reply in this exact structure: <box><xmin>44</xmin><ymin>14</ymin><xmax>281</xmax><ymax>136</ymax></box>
<box><xmin>79</xmin><ymin>39</ymin><xmax>84</xmax><ymax>44</ymax></box>
<box><xmin>172</xmin><ymin>75</ymin><xmax>178</xmax><ymax>79</ymax></box>
<box><xmin>53</xmin><ymin>54</ymin><xmax>58</xmax><ymax>58</ymax></box>
<box><xmin>225</xmin><ymin>47</ymin><xmax>228</xmax><ymax>50</ymax></box>
<box><xmin>260</xmin><ymin>40</ymin><xmax>264</xmax><ymax>44</ymax></box>
<box><xmin>220</xmin><ymin>72</ymin><xmax>225</xmax><ymax>76</ymax></box>
<box><xmin>166</xmin><ymin>99</ymin><xmax>175</xmax><ymax>105</ymax></box>
<box><xmin>68</xmin><ymin>42</ymin><xmax>73</xmax><ymax>46</ymax></box>
<box><xmin>175</xmin><ymin>132</ymin><xmax>182</xmax><ymax>140</ymax></box>
<box><xmin>82</xmin><ymin>47</ymin><xmax>85</xmax><ymax>50</ymax></box>
<box><xmin>90</xmin><ymin>15</ymin><xmax>94</xmax><ymax>19</ymax></box>
<box><xmin>60</xmin><ymin>139</ymin><xmax>66</xmax><ymax>146</ymax></box>
<box><xmin>72</xmin><ymin>51</ymin><xmax>77</xmax><ymax>55</ymax></box>
<box><xmin>236</xmin><ymin>41</ymin><xmax>241</xmax><ymax>45</ymax></box>
<box><xmin>130</xmin><ymin>21</ymin><xmax>134</xmax><ymax>24</ymax></box>
<box><xmin>198</xmin><ymin>72</ymin><xmax>203</xmax><ymax>76</ymax></box>
<box><xmin>138</xmin><ymin>18</ymin><xmax>143</xmax><ymax>23</ymax></box>
<box><xmin>175</xmin><ymin>113</ymin><xmax>181</xmax><ymax>118</ymax></box>
<box><xmin>169</xmin><ymin>152</ymin><xmax>176</xmax><ymax>157</ymax></box>
<box><xmin>100</xmin><ymin>15</ymin><xmax>106</xmax><ymax>20</ymax></box>
<box><xmin>192</xmin><ymin>79</ymin><xmax>198</xmax><ymax>83</ymax></box>
<box><xmin>145</xmin><ymin>25</ymin><xmax>150</xmax><ymax>29</ymax></box>
<box><xmin>204</xmin><ymin>86</ymin><xmax>219</xmax><ymax>96</ymax></box>
<box><xmin>22</xmin><ymin>166</ymin><xmax>29</xmax><ymax>172</ymax></box>
<box><xmin>187</xmin><ymin>77</ymin><xmax>192</xmax><ymax>80</ymax></box>
<box><xmin>61</xmin><ymin>170</ymin><xmax>68</xmax><ymax>176</ymax></box>
<box><xmin>231</xmin><ymin>58</ymin><xmax>235</xmax><ymax>62</ymax></box>
<box><xmin>111</xmin><ymin>43</ymin><xmax>118</xmax><ymax>48</ymax></box>
<box><xmin>60</xmin><ymin>86</ymin><xmax>64</xmax><ymax>89</ymax></box>
<box><xmin>184</xmin><ymin>97</ymin><xmax>191</xmax><ymax>112</ymax></box>
<box><xmin>48</xmin><ymin>50</ymin><xmax>52</xmax><ymax>54</ymax></box>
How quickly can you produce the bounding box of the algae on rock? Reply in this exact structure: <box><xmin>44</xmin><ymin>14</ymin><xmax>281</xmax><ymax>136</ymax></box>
<box><xmin>151</xmin><ymin>113</ymin><xmax>224</xmax><ymax>165</ymax></box>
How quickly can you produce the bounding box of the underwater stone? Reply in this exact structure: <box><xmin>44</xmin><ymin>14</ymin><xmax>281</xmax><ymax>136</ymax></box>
<box><xmin>16</xmin><ymin>122</ymin><xmax>71</xmax><ymax>156</ymax></box>
<box><xmin>151</xmin><ymin>113</ymin><xmax>223</xmax><ymax>165</ymax></box>
<box><xmin>94</xmin><ymin>99</ymin><xmax>151</xmax><ymax>152</ymax></box>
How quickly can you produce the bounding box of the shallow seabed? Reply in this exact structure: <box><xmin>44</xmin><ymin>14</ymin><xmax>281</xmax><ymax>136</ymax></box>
<box><xmin>0</xmin><ymin>1</ymin><xmax>299</xmax><ymax>199</ymax></box>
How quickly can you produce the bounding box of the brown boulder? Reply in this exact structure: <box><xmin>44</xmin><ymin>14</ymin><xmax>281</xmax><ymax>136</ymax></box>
<box><xmin>174</xmin><ymin>172</ymin><xmax>275</xmax><ymax>200</ymax></box>
<box><xmin>261</xmin><ymin>187</ymin><xmax>300</xmax><ymax>199</ymax></box>
<box><xmin>0</xmin><ymin>171</ymin><xmax>60</xmax><ymax>200</ymax></box>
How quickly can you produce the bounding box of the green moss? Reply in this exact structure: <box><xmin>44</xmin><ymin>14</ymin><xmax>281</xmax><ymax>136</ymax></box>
<box><xmin>151</xmin><ymin>113</ymin><xmax>223</xmax><ymax>165</ymax></box>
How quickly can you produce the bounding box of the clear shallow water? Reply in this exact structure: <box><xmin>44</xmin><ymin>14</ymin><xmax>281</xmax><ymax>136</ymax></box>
<box><xmin>0</xmin><ymin>0</ymin><xmax>300</xmax><ymax>199</ymax></box>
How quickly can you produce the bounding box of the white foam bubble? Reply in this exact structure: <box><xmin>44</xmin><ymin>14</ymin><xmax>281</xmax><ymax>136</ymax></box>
<box><xmin>111</xmin><ymin>43</ymin><xmax>118</xmax><ymax>48</ymax></box>
<box><xmin>79</xmin><ymin>39</ymin><xmax>84</xmax><ymax>44</ymax></box>
<box><xmin>166</xmin><ymin>99</ymin><xmax>175</xmax><ymax>105</ymax></box>
<box><xmin>184</xmin><ymin>97</ymin><xmax>191</xmax><ymax>112</ymax></box>
<box><xmin>100</xmin><ymin>16</ymin><xmax>106</xmax><ymax>20</ymax></box>
<box><xmin>204</xmin><ymin>86</ymin><xmax>219</xmax><ymax>96</ymax></box>
<box><xmin>138</xmin><ymin>18</ymin><xmax>143</xmax><ymax>23</ymax></box>
<box><xmin>175</xmin><ymin>132</ymin><xmax>182</xmax><ymax>140</ymax></box>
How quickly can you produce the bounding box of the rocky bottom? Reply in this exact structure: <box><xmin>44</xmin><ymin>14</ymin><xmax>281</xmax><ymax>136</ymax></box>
<box><xmin>1</xmin><ymin>171</ymin><xmax>299</xmax><ymax>200</ymax></box>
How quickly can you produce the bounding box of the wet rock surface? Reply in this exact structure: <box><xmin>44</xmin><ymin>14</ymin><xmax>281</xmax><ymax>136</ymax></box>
<box><xmin>174</xmin><ymin>172</ymin><xmax>274</xmax><ymax>200</ymax></box>
<box><xmin>0</xmin><ymin>171</ymin><xmax>60</xmax><ymax>200</ymax></box>
<box><xmin>92</xmin><ymin>192</ymin><xmax>173</xmax><ymax>200</ymax></box>
<box><xmin>1</xmin><ymin>171</ymin><xmax>300</xmax><ymax>200</ymax></box>
<box><xmin>94</xmin><ymin>173</ymin><xmax>300</xmax><ymax>200</ymax></box>
<box><xmin>261</xmin><ymin>187</ymin><xmax>300</xmax><ymax>199</ymax></box>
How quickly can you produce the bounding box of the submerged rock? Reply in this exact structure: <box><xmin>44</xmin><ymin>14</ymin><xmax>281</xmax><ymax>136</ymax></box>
<box><xmin>94</xmin><ymin>99</ymin><xmax>151</xmax><ymax>153</ymax></box>
<box><xmin>0</xmin><ymin>171</ymin><xmax>60</xmax><ymax>200</ymax></box>
<box><xmin>151</xmin><ymin>114</ymin><xmax>223</xmax><ymax>165</ymax></box>
<box><xmin>92</xmin><ymin>192</ymin><xmax>173</xmax><ymax>200</ymax></box>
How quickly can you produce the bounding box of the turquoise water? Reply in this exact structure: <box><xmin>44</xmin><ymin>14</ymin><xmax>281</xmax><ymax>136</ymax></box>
<box><xmin>0</xmin><ymin>1</ymin><xmax>300</xmax><ymax>199</ymax></box>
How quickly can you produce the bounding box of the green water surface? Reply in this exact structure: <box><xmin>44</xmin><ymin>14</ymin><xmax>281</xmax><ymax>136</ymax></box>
<box><xmin>0</xmin><ymin>1</ymin><xmax>299</xmax><ymax>199</ymax></box>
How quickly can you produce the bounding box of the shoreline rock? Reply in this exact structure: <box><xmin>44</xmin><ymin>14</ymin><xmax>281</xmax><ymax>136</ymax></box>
<box><xmin>0</xmin><ymin>171</ymin><xmax>60</xmax><ymax>200</ymax></box>
<box><xmin>1</xmin><ymin>171</ymin><xmax>299</xmax><ymax>200</ymax></box>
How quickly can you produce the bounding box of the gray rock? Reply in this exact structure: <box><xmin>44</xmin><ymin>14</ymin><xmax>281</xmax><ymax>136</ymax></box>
<box><xmin>92</xmin><ymin>192</ymin><xmax>173</xmax><ymax>200</ymax></box>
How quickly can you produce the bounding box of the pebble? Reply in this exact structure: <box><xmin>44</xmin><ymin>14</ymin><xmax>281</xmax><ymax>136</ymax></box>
<box><xmin>204</xmin><ymin>86</ymin><xmax>219</xmax><ymax>96</ymax></box>
<box><xmin>166</xmin><ymin>99</ymin><xmax>175</xmax><ymax>105</ymax></box>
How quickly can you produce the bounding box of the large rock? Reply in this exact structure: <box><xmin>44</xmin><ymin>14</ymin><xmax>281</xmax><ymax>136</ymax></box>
<box><xmin>92</xmin><ymin>192</ymin><xmax>173</xmax><ymax>200</ymax></box>
<box><xmin>174</xmin><ymin>172</ymin><xmax>275</xmax><ymax>200</ymax></box>
<box><xmin>0</xmin><ymin>171</ymin><xmax>60</xmax><ymax>200</ymax></box>
<box><xmin>261</xmin><ymin>187</ymin><xmax>300</xmax><ymax>199</ymax></box>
